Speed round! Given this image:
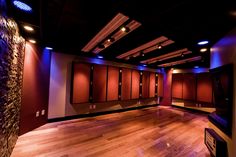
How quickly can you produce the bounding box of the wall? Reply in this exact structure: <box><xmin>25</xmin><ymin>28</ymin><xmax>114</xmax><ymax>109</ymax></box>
<box><xmin>210</xmin><ymin>27</ymin><xmax>236</xmax><ymax>157</ymax></box>
<box><xmin>160</xmin><ymin>69</ymin><xmax>172</xmax><ymax>106</ymax></box>
<box><xmin>0</xmin><ymin>16</ymin><xmax>25</xmax><ymax>157</ymax></box>
<box><xmin>48</xmin><ymin>53</ymin><xmax>160</xmax><ymax>119</ymax></box>
<box><xmin>19</xmin><ymin>42</ymin><xmax>51</xmax><ymax>135</ymax></box>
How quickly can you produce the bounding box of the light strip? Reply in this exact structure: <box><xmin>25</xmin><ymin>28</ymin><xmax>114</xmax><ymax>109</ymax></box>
<box><xmin>158</xmin><ymin>56</ymin><xmax>202</xmax><ymax>67</ymax></box>
<box><xmin>116</xmin><ymin>36</ymin><xmax>168</xmax><ymax>59</ymax></box>
<box><xmin>82</xmin><ymin>13</ymin><xmax>129</xmax><ymax>52</ymax></box>
<box><xmin>93</xmin><ymin>20</ymin><xmax>141</xmax><ymax>54</ymax></box>
<box><xmin>140</xmin><ymin>48</ymin><xmax>189</xmax><ymax>64</ymax></box>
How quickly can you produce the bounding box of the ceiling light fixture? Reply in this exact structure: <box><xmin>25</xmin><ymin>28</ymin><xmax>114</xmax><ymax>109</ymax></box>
<box><xmin>200</xmin><ymin>48</ymin><xmax>207</xmax><ymax>52</ymax></box>
<box><xmin>45</xmin><ymin>47</ymin><xmax>53</xmax><ymax>50</ymax></box>
<box><xmin>13</xmin><ymin>0</ymin><xmax>32</xmax><ymax>12</ymax></box>
<box><xmin>121</xmin><ymin>26</ymin><xmax>130</xmax><ymax>32</ymax></box>
<box><xmin>157</xmin><ymin>45</ymin><xmax>162</xmax><ymax>49</ymax></box>
<box><xmin>23</xmin><ymin>25</ymin><xmax>34</xmax><ymax>31</ymax></box>
<box><xmin>97</xmin><ymin>55</ymin><xmax>103</xmax><ymax>59</ymax></box>
<box><xmin>28</xmin><ymin>39</ymin><xmax>36</xmax><ymax>44</ymax></box>
<box><xmin>194</xmin><ymin>66</ymin><xmax>199</xmax><ymax>69</ymax></box>
<box><xmin>197</xmin><ymin>40</ymin><xmax>209</xmax><ymax>45</ymax></box>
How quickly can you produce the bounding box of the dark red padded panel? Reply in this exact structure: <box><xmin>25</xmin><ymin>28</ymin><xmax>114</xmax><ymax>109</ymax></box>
<box><xmin>197</xmin><ymin>73</ymin><xmax>212</xmax><ymax>103</ymax></box>
<box><xmin>172</xmin><ymin>74</ymin><xmax>183</xmax><ymax>99</ymax></box>
<box><xmin>72</xmin><ymin>63</ymin><xmax>90</xmax><ymax>103</ymax></box>
<box><xmin>121</xmin><ymin>68</ymin><xmax>131</xmax><ymax>100</ymax></box>
<box><xmin>149</xmin><ymin>73</ymin><xmax>156</xmax><ymax>97</ymax></box>
<box><xmin>107</xmin><ymin>66</ymin><xmax>119</xmax><ymax>101</ymax></box>
<box><xmin>93</xmin><ymin>65</ymin><xmax>107</xmax><ymax>102</ymax></box>
<box><xmin>131</xmin><ymin>70</ymin><xmax>140</xmax><ymax>99</ymax></box>
<box><xmin>142</xmin><ymin>71</ymin><xmax>149</xmax><ymax>98</ymax></box>
<box><xmin>158</xmin><ymin>74</ymin><xmax>164</xmax><ymax>97</ymax></box>
<box><xmin>183</xmin><ymin>73</ymin><xmax>196</xmax><ymax>100</ymax></box>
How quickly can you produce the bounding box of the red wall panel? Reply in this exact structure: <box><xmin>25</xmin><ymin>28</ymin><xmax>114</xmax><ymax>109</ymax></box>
<box><xmin>183</xmin><ymin>73</ymin><xmax>196</xmax><ymax>100</ymax></box>
<box><xmin>121</xmin><ymin>68</ymin><xmax>131</xmax><ymax>100</ymax></box>
<box><xmin>149</xmin><ymin>73</ymin><xmax>156</xmax><ymax>97</ymax></box>
<box><xmin>131</xmin><ymin>70</ymin><xmax>140</xmax><ymax>99</ymax></box>
<box><xmin>197</xmin><ymin>73</ymin><xmax>212</xmax><ymax>103</ymax></box>
<box><xmin>72</xmin><ymin>63</ymin><xmax>90</xmax><ymax>103</ymax></box>
<box><xmin>142</xmin><ymin>71</ymin><xmax>149</xmax><ymax>98</ymax></box>
<box><xmin>107</xmin><ymin>66</ymin><xmax>119</xmax><ymax>101</ymax></box>
<box><xmin>172</xmin><ymin>74</ymin><xmax>183</xmax><ymax>99</ymax></box>
<box><xmin>160</xmin><ymin>70</ymin><xmax>172</xmax><ymax>105</ymax></box>
<box><xmin>158</xmin><ymin>73</ymin><xmax>164</xmax><ymax>97</ymax></box>
<box><xmin>93</xmin><ymin>65</ymin><xmax>107</xmax><ymax>102</ymax></box>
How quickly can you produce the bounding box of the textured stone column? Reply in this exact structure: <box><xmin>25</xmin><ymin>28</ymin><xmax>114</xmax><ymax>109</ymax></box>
<box><xmin>0</xmin><ymin>15</ymin><xmax>25</xmax><ymax>157</ymax></box>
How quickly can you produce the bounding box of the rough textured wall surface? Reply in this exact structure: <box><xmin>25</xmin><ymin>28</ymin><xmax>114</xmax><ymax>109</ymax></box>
<box><xmin>0</xmin><ymin>15</ymin><xmax>25</xmax><ymax>157</ymax></box>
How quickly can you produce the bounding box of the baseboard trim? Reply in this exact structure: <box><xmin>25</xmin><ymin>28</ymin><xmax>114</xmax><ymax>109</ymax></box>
<box><xmin>48</xmin><ymin>104</ymin><xmax>159</xmax><ymax>123</ymax></box>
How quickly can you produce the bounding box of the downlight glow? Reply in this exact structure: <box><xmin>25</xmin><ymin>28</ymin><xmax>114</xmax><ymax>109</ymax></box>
<box><xmin>197</xmin><ymin>40</ymin><xmax>209</xmax><ymax>45</ymax></box>
<box><xmin>13</xmin><ymin>0</ymin><xmax>32</xmax><ymax>12</ymax></box>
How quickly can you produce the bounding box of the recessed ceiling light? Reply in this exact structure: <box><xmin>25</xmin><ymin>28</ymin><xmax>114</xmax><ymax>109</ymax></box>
<box><xmin>157</xmin><ymin>45</ymin><xmax>162</xmax><ymax>49</ymax></box>
<box><xmin>23</xmin><ymin>25</ymin><xmax>34</xmax><ymax>31</ymax></box>
<box><xmin>121</xmin><ymin>27</ymin><xmax>126</xmax><ymax>32</ymax></box>
<box><xmin>45</xmin><ymin>47</ymin><xmax>53</xmax><ymax>50</ymax></box>
<box><xmin>97</xmin><ymin>55</ymin><xmax>103</xmax><ymax>59</ymax></box>
<box><xmin>121</xmin><ymin>27</ymin><xmax>130</xmax><ymax>32</ymax></box>
<box><xmin>197</xmin><ymin>40</ymin><xmax>209</xmax><ymax>45</ymax></box>
<box><xmin>29</xmin><ymin>39</ymin><xmax>36</xmax><ymax>44</ymax></box>
<box><xmin>200</xmin><ymin>48</ymin><xmax>207</xmax><ymax>52</ymax></box>
<box><xmin>13</xmin><ymin>0</ymin><xmax>32</xmax><ymax>12</ymax></box>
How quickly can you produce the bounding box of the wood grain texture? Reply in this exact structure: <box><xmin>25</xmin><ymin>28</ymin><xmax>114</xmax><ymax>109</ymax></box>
<box><xmin>12</xmin><ymin>106</ymin><xmax>210</xmax><ymax>157</ymax></box>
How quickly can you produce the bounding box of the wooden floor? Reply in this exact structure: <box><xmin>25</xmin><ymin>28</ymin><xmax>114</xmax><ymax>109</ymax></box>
<box><xmin>12</xmin><ymin>106</ymin><xmax>210</xmax><ymax>157</ymax></box>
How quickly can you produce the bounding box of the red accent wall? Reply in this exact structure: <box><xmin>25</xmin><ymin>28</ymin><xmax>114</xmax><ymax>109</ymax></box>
<box><xmin>107</xmin><ymin>66</ymin><xmax>119</xmax><ymax>101</ymax></box>
<box><xmin>121</xmin><ymin>68</ymin><xmax>131</xmax><ymax>100</ymax></box>
<box><xmin>20</xmin><ymin>43</ymin><xmax>51</xmax><ymax>135</ymax></box>
<box><xmin>149</xmin><ymin>73</ymin><xmax>156</xmax><ymax>97</ymax></box>
<box><xmin>172</xmin><ymin>74</ymin><xmax>183</xmax><ymax>99</ymax></box>
<box><xmin>93</xmin><ymin>65</ymin><xmax>107</xmax><ymax>102</ymax></box>
<box><xmin>197</xmin><ymin>73</ymin><xmax>212</xmax><ymax>103</ymax></box>
<box><xmin>72</xmin><ymin>63</ymin><xmax>90</xmax><ymax>103</ymax></box>
<box><xmin>160</xmin><ymin>69</ymin><xmax>172</xmax><ymax>106</ymax></box>
<box><xmin>183</xmin><ymin>73</ymin><xmax>196</xmax><ymax>100</ymax></box>
<box><xmin>142</xmin><ymin>71</ymin><xmax>149</xmax><ymax>98</ymax></box>
<box><xmin>131</xmin><ymin>70</ymin><xmax>140</xmax><ymax>99</ymax></box>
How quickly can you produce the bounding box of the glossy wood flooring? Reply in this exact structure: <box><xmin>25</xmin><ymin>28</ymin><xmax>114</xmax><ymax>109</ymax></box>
<box><xmin>12</xmin><ymin>106</ymin><xmax>210</xmax><ymax>157</ymax></box>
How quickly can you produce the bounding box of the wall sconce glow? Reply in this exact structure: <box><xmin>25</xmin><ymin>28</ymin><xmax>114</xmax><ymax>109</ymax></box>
<box><xmin>197</xmin><ymin>40</ymin><xmax>209</xmax><ymax>45</ymax></box>
<box><xmin>200</xmin><ymin>48</ymin><xmax>207</xmax><ymax>52</ymax></box>
<box><xmin>45</xmin><ymin>47</ymin><xmax>53</xmax><ymax>50</ymax></box>
<box><xmin>194</xmin><ymin>66</ymin><xmax>199</xmax><ymax>69</ymax></box>
<box><xmin>23</xmin><ymin>25</ymin><xmax>34</xmax><ymax>31</ymax></box>
<box><xmin>97</xmin><ymin>55</ymin><xmax>103</xmax><ymax>59</ymax></box>
<box><xmin>29</xmin><ymin>39</ymin><xmax>36</xmax><ymax>44</ymax></box>
<box><xmin>13</xmin><ymin>0</ymin><xmax>32</xmax><ymax>12</ymax></box>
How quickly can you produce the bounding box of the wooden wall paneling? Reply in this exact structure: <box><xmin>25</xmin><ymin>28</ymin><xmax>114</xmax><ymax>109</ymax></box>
<box><xmin>142</xmin><ymin>71</ymin><xmax>150</xmax><ymax>98</ymax></box>
<box><xmin>131</xmin><ymin>70</ymin><xmax>140</xmax><ymax>99</ymax></box>
<box><xmin>158</xmin><ymin>73</ymin><xmax>164</xmax><ymax>97</ymax></box>
<box><xmin>183</xmin><ymin>73</ymin><xmax>196</xmax><ymax>101</ymax></box>
<box><xmin>149</xmin><ymin>73</ymin><xmax>156</xmax><ymax>98</ymax></box>
<box><xmin>172</xmin><ymin>74</ymin><xmax>183</xmax><ymax>99</ymax></box>
<box><xmin>72</xmin><ymin>63</ymin><xmax>91</xmax><ymax>103</ymax></box>
<box><xmin>93</xmin><ymin>64</ymin><xmax>107</xmax><ymax>102</ymax></box>
<box><xmin>107</xmin><ymin>66</ymin><xmax>119</xmax><ymax>101</ymax></box>
<box><xmin>121</xmin><ymin>68</ymin><xmax>131</xmax><ymax>100</ymax></box>
<box><xmin>197</xmin><ymin>73</ymin><xmax>213</xmax><ymax>103</ymax></box>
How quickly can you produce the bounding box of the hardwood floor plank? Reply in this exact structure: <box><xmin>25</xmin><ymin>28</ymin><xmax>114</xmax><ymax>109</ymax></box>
<box><xmin>11</xmin><ymin>106</ymin><xmax>210</xmax><ymax>157</ymax></box>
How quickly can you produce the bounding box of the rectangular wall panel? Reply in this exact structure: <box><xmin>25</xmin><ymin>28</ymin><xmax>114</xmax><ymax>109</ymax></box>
<box><xmin>131</xmin><ymin>70</ymin><xmax>140</xmax><ymax>99</ymax></box>
<box><xmin>158</xmin><ymin>74</ymin><xmax>164</xmax><ymax>97</ymax></box>
<box><xmin>142</xmin><ymin>71</ymin><xmax>150</xmax><ymax>98</ymax></box>
<box><xmin>107</xmin><ymin>66</ymin><xmax>119</xmax><ymax>101</ymax></box>
<box><xmin>93</xmin><ymin>64</ymin><xmax>107</xmax><ymax>102</ymax></box>
<box><xmin>72</xmin><ymin>63</ymin><xmax>91</xmax><ymax>103</ymax></box>
<box><xmin>172</xmin><ymin>74</ymin><xmax>183</xmax><ymax>99</ymax></box>
<box><xmin>183</xmin><ymin>73</ymin><xmax>196</xmax><ymax>100</ymax></box>
<box><xmin>121</xmin><ymin>68</ymin><xmax>131</xmax><ymax>100</ymax></box>
<box><xmin>197</xmin><ymin>73</ymin><xmax>212</xmax><ymax>103</ymax></box>
<box><xmin>149</xmin><ymin>73</ymin><xmax>156</xmax><ymax>97</ymax></box>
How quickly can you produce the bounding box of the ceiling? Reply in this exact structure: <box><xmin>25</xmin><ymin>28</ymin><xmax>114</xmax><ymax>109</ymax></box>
<box><xmin>5</xmin><ymin>0</ymin><xmax>236</xmax><ymax>69</ymax></box>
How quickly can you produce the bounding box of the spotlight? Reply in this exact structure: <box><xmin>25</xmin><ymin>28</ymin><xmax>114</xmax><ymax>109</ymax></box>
<box><xmin>143</xmin><ymin>64</ymin><xmax>147</xmax><ymax>67</ymax></box>
<box><xmin>97</xmin><ymin>55</ymin><xmax>103</xmax><ymax>59</ymax></box>
<box><xmin>197</xmin><ymin>40</ymin><xmax>209</xmax><ymax>45</ymax></box>
<box><xmin>13</xmin><ymin>0</ymin><xmax>32</xmax><ymax>12</ymax></box>
<box><xmin>194</xmin><ymin>66</ymin><xmax>199</xmax><ymax>69</ymax></box>
<box><xmin>107</xmin><ymin>37</ymin><xmax>115</xmax><ymax>42</ymax></box>
<box><xmin>157</xmin><ymin>45</ymin><xmax>162</xmax><ymax>49</ymax></box>
<box><xmin>181</xmin><ymin>53</ymin><xmax>184</xmax><ymax>57</ymax></box>
<box><xmin>45</xmin><ymin>47</ymin><xmax>53</xmax><ymax>50</ymax></box>
<box><xmin>121</xmin><ymin>26</ymin><xmax>130</xmax><ymax>33</ymax></box>
<box><xmin>141</xmin><ymin>52</ymin><xmax>145</xmax><ymax>57</ymax></box>
<box><xmin>23</xmin><ymin>25</ymin><xmax>34</xmax><ymax>31</ymax></box>
<box><xmin>200</xmin><ymin>48</ymin><xmax>207</xmax><ymax>52</ymax></box>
